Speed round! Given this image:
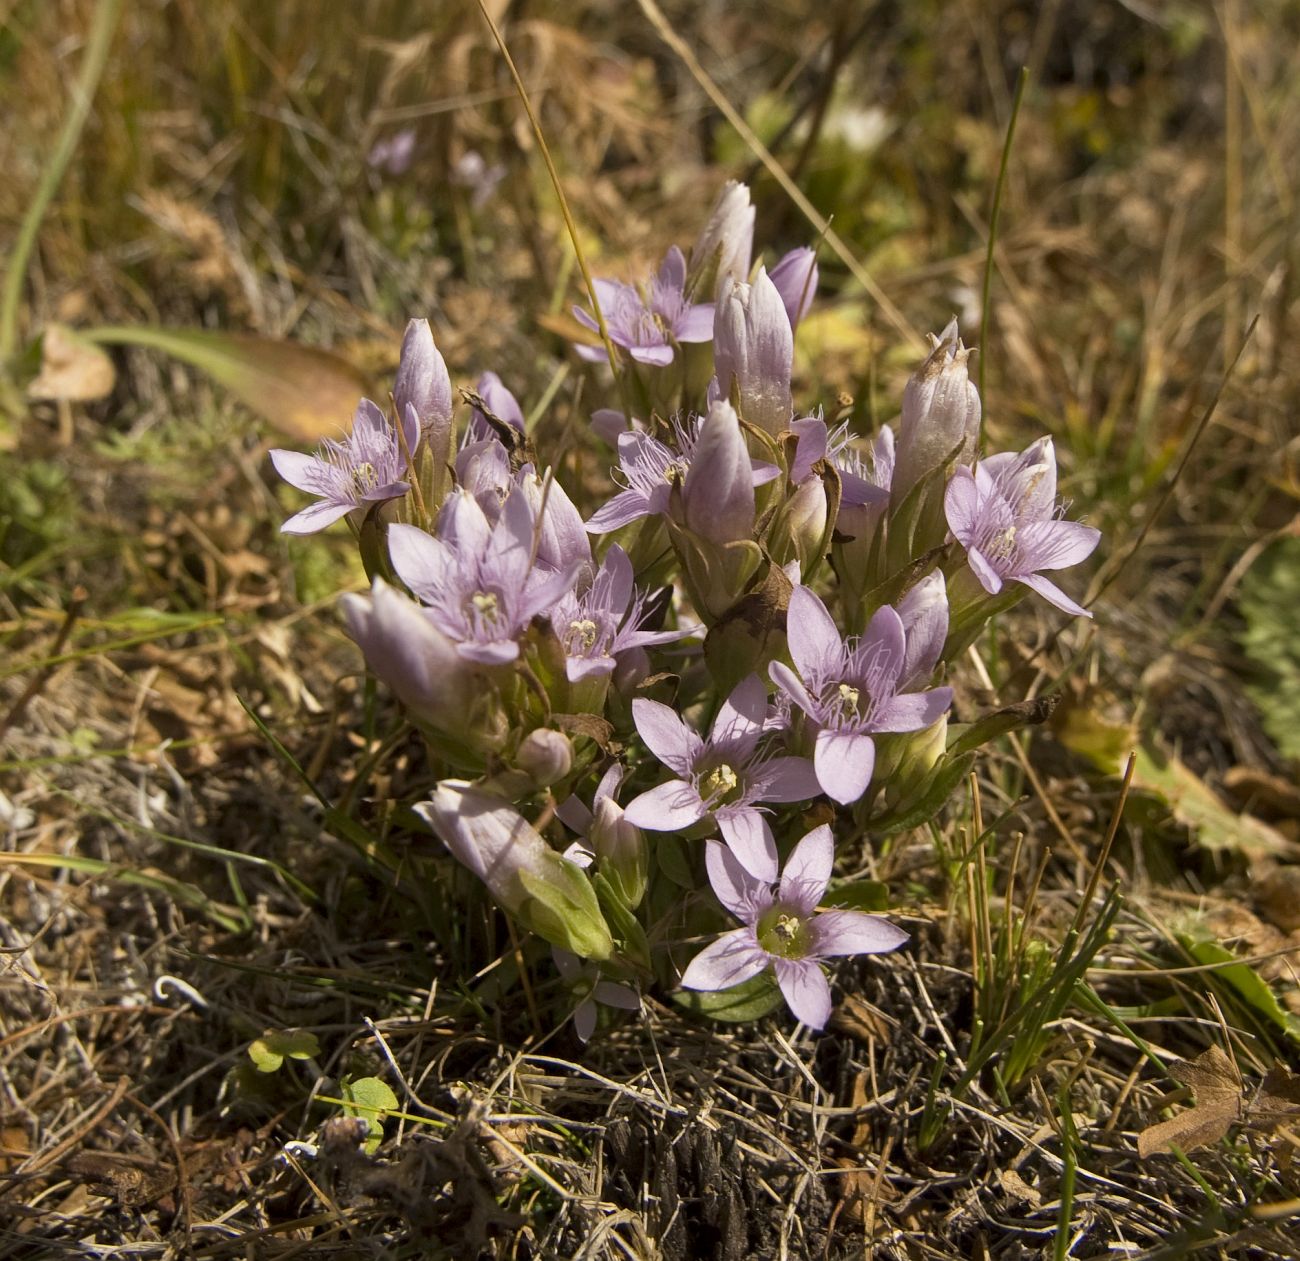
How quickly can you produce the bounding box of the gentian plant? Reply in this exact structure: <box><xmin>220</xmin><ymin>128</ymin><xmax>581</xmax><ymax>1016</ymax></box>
<box><xmin>273</xmin><ymin>182</ymin><xmax>1100</xmax><ymax>1036</ymax></box>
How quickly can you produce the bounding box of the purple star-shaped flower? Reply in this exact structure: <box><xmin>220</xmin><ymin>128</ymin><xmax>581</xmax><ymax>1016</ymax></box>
<box><xmin>680</xmin><ymin>826</ymin><xmax>908</xmax><ymax>1029</ymax></box>
<box><xmin>270</xmin><ymin>398</ymin><xmax>417</xmax><ymax>535</ymax></box>
<box><xmin>573</xmin><ymin>246</ymin><xmax>714</xmax><ymax>367</ymax></box>
<box><xmin>790</xmin><ymin>416</ymin><xmax>893</xmax><ymax>512</ymax></box>
<box><xmin>387</xmin><ymin>489</ymin><xmax>579</xmax><ymax>665</ymax></box>
<box><xmin>553</xmin><ymin>948</ymin><xmax>641</xmax><ymax>1042</ymax></box>
<box><xmin>584</xmin><ymin>419</ymin><xmax>700</xmax><ymax>533</ymax></box>
<box><xmin>623</xmin><ymin>675</ymin><xmax>821</xmax><ymax>881</ymax></box>
<box><xmin>550</xmin><ymin>545</ymin><xmax>690</xmax><ymax>682</ymax></box>
<box><xmin>944</xmin><ymin>436</ymin><xmax>1100</xmax><ymax>618</ymax></box>
<box><xmin>771</xmin><ymin>585</ymin><xmax>953</xmax><ymax>805</ymax></box>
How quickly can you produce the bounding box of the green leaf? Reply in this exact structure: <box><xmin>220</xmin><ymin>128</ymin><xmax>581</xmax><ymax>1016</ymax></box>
<box><xmin>80</xmin><ymin>325</ymin><xmax>370</xmax><ymax>442</ymax></box>
<box><xmin>656</xmin><ymin>834</ymin><xmax>696</xmax><ymax>889</ymax></box>
<box><xmin>824</xmin><ymin>879</ymin><xmax>890</xmax><ymax>913</ymax></box>
<box><xmin>248</xmin><ymin>1029</ymin><xmax>321</xmax><ymax>1074</ymax></box>
<box><xmin>1238</xmin><ymin>537</ymin><xmax>1300</xmax><ymax>760</ymax></box>
<box><xmin>340</xmin><ymin>1076</ymin><xmax>399</xmax><ymax>1153</ymax></box>
<box><xmin>1178</xmin><ymin>936</ymin><xmax>1300</xmax><ymax>1042</ymax></box>
<box><xmin>672</xmin><ymin>970</ymin><xmax>785</xmax><ymax>1023</ymax></box>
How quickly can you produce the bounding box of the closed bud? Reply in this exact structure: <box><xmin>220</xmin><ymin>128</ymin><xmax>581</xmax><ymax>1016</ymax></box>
<box><xmin>394</xmin><ymin>318</ymin><xmax>453</xmax><ymax>447</ymax></box>
<box><xmin>785</xmin><ymin>475</ymin><xmax>829</xmax><ymax>573</ymax></box>
<box><xmin>681</xmin><ymin>399</ymin><xmax>755</xmax><ymax>546</ymax></box>
<box><xmin>713</xmin><ymin>269</ymin><xmax>793</xmax><ymax>437</ymax></box>
<box><xmin>416</xmin><ymin>782</ymin><xmax>614</xmax><ymax>960</ymax></box>
<box><xmin>591</xmin><ymin>796</ymin><xmax>647</xmax><ymax>909</ymax></box>
<box><xmin>687</xmin><ymin>180</ymin><xmax>755</xmax><ymax>299</ymax></box>
<box><xmin>340</xmin><ymin>579</ymin><xmax>505</xmax><ymax>754</ymax></box>
<box><xmin>517</xmin><ymin>728</ymin><xmax>573</xmax><ymax>787</ymax></box>
<box><xmin>892</xmin><ymin>319</ymin><xmax>980</xmax><ymax>501</ymax></box>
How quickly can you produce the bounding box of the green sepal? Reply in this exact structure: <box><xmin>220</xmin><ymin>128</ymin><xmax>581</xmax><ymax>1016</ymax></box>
<box><xmin>673</xmin><ymin>969</ymin><xmax>785</xmax><ymax>1023</ymax></box>
<box><xmin>517</xmin><ymin>862</ymin><xmax>615</xmax><ymax>961</ymax></box>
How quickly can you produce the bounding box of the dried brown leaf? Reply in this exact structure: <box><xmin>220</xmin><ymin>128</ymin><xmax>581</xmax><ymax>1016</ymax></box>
<box><xmin>1138</xmin><ymin>1045</ymin><xmax>1243</xmax><ymax>1159</ymax></box>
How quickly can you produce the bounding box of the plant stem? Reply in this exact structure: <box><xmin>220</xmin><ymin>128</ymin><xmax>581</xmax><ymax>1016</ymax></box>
<box><xmin>0</xmin><ymin>0</ymin><xmax>124</xmax><ymax>365</ymax></box>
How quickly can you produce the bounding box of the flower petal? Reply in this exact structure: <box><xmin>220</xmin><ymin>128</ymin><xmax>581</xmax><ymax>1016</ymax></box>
<box><xmin>711</xmin><ymin>673</ymin><xmax>767</xmax><ymax>751</ymax></box>
<box><xmin>586</xmin><ymin>489</ymin><xmax>653</xmax><ymax>534</ymax></box>
<box><xmin>966</xmin><ymin>546</ymin><xmax>1005</xmax><ymax>594</ymax></box>
<box><xmin>631</xmin><ymin>699</ymin><xmax>700</xmax><ymax>775</ymax></box>
<box><xmin>623</xmin><ymin>779</ymin><xmax>707</xmax><ymax>831</ymax></box>
<box><xmin>270</xmin><ymin>449</ymin><xmax>332</xmax><ymax>495</ymax></box>
<box><xmin>872</xmin><ymin>686</ymin><xmax>952</xmax><ymax>734</ymax></box>
<box><xmin>704</xmin><ymin>840</ymin><xmax>764</xmax><ymax>920</ymax></box>
<box><xmin>780</xmin><ymin>824</ymin><xmax>833</xmax><ymax>913</ymax></box>
<box><xmin>809</xmin><ymin>909</ymin><xmax>909</xmax><ymax>957</ymax></box>
<box><xmin>1016</xmin><ymin>519</ymin><xmax>1101</xmax><ymax>572</ymax></box>
<box><xmin>574</xmin><ymin>996</ymin><xmax>597</xmax><ymax>1042</ymax></box>
<box><xmin>814</xmin><ymin>728</ymin><xmax>875</xmax><ymax>805</ymax></box>
<box><xmin>773</xmin><ymin>958</ymin><xmax>832</xmax><ymax>1029</ymax></box>
<box><xmin>770</xmin><ymin>660</ymin><xmax>815</xmax><ymax>717</ymax></box>
<box><xmin>943</xmin><ymin>466</ymin><xmax>982</xmax><ymax>543</ymax></box>
<box><xmin>1017</xmin><ymin>572</ymin><xmax>1092</xmax><ymax>618</ymax></box>
<box><xmin>786</xmin><ymin>585</ymin><xmax>842</xmax><ymax>682</ymax></box>
<box><xmin>280</xmin><ymin>498</ymin><xmax>353</xmax><ymax>535</ymax></box>
<box><xmin>717</xmin><ymin>808</ymin><xmax>779</xmax><ymax>882</ymax></box>
<box><xmin>680</xmin><ymin>929</ymin><xmax>769</xmax><ymax>992</ymax></box>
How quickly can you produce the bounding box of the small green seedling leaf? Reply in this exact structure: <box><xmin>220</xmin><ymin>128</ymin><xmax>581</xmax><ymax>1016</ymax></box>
<box><xmin>340</xmin><ymin>1076</ymin><xmax>399</xmax><ymax>1153</ymax></box>
<box><xmin>824</xmin><ymin>879</ymin><xmax>891</xmax><ymax>913</ymax></box>
<box><xmin>673</xmin><ymin>970</ymin><xmax>784</xmax><ymax>1023</ymax></box>
<box><xmin>248</xmin><ymin>1029</ymin><xmax>320</xmax><ymax>1074</ymax></box>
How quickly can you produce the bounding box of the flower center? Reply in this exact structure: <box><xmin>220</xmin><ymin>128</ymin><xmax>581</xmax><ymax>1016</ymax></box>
<box><xmin>351</xmin><ymin>461</ymin><xmax>379</xmax><ymax>495</ymax></box>
<box><xmin>700</xmin><ymin>762</ymin><xmax>740</xmax><ymax>803</ymax></box>
<box><xmin>568</xmin><ymin>618</ymin><xmax>600</xmax><ymax>651</ymax></box>
<box><xmin>757</xmin><ymin>907</ymin><xmax>811</xmax><ymax>959</ymax></box>
<box><xmin>468</xmin><ymin>591</ymin><xmax>500</xmax><ymax>622</ymax></box>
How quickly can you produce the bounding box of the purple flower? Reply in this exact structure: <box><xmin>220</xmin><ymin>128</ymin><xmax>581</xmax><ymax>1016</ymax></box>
<box><xmin>680</xmin><ymin>826</ymin><xmax>908</xmax><ymax>1029</ymax></box>
<box><xmin>368</xmin><ymin>128</ymin><xmax>416</xmax><ymax>176</ymax></box>
<box><xmin>771</xmin><ymin>585</ymin><xmax>953</xmax><ymax>805</ymax></box>
<box><xmin>550</xmin><ymin>545</ymin><xmax>689</xmax><ymax>682</ymax></box>
<box><xmin>769</xmin><ymin>247</ymin><xmax>818</xmax><ymax>331</ymax></box>
<box><xmin>573</xmin><ymin>246</ymin><xmax>714</xmax><ymax>367</ymax></box>
<box><xmin>944</xmin><ymin>436</ymin><xmax>1100</xmax><ymax>618</ymax></box>
<box><xmin>790</xmin><ymin>417</ymin><xmax>893</xmax><ymax>512</ymax></box>
<box><xmin>271</xmin><ymin>398</ymin><xmax>417</xmax><ymax>535</ymax></box>
<box><xmin>623</xmin><ymin>675</ymin><xmax>821</xmax><ymax>881</ymax></box>
<box><xmin>387</xmin><ymin>490</ymin><xmax>579</xmax><ymax>665</ymax></box>
<box><xmin>553</xmin><ymin>949</ymin><xmax>640</xmax><ymax>1042</ymax></box>
<box><xmin>713</xmin><ymin>267</ymin><xmax>793</xmax><ymax>437</ymax></box>
<box><xmin>584</xmin><ymin>419</ymin><xmax>700</xmax><ymax>533</ymax></box>
<box><xmin>452</xmin><ymin>150</ymin><xmax>507</xmax><ymax>208</ymax></box>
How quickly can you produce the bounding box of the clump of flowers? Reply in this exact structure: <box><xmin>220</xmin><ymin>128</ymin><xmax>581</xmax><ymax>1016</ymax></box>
<box><xmin>273</xmin><ymin>181</ymin><xmax>1100</xmax><ymax>1038</ymax></box>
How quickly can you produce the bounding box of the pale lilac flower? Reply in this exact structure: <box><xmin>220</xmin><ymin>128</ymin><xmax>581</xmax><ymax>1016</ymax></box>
<box><xmin>790</xmin><ymin>417</ymin><xmax>893</xmax><ymax>513</ymax></box>
<box><xmin>713</xmin><ymin>268</ymin><xmax>794</xmax><ymax>437</ymax></box>
<box><xmin>573</xmin><ymin>246</ymin><xmax>714</xmax><ymax>366</ymax></box>
<box><xmin>680</xmin><ymin>826</ymin><xmax>908</xmax><ymax>1029</ymax></box>
<box><xmin>387</xmin><ymin>490</ymin><xmax>579</xmax><ymax>665</ymax></box>
<box><xmin>892</xmin><ymin>319</ymin><xmax>980</xmax><ymax>500</ymax></box>
<box><xmin>368</xmin><ymin>128</ymin><xmax>416</xmax><ymax>176</ymax></box>
<box><xmin>553</xmin><ymin>949</ymin><xmax>640</xmax><ymax>1042</ymax></box>
<box><xmin>944</xmin><ymin>436</ymin><xmax>1100</xmax><ymax>618</ymax></box>
<box><xmin>771</xmin><ymin>585</ymin><xmax>952</xmax><ymax>805</ymax></box>
<box><xmin>550</xmin><ymin>545</ymin><xmax>689</xmax><ymax>682</ymax></box>
<box><xmin>623</xmin><ymin>674</ymin><xmax>820</xmax><ymax>881</ymax></box>
<box><xmin>585</xmin><ymin>419</ymin><xmax>701</xmax><ymax>533</ymax></box>
<box><xmin>586</xmin><ymin>414</ymin><xmax>776</xmax><ymax>535</ymax></box>
<box><xmin>769</xmin><ymin>247</ymin><xmax>818</xmax><ymax>331</ymax></box>
<box><xmin>556</xmin><ymin>763</ymin><xmax>646</xmax><ymax>907</ymax></box>
<box><xmin>271</xmin><ymin>398</ymin><xmax>417</xmax><ymax>535</ymax></box>
<box><xmin>452</xmin><ymin>150</ymin><xmax>507</xmax><ymax>208</ymax></box>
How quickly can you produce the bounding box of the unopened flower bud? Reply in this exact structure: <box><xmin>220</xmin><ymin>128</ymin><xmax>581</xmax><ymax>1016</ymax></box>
<box><xmin>682</xmin><ymin>399</ymin><xmax>755</xmax><ymax>546</ymax></box>
<box><xmin>687</xmin><ymin>180</ymin><xmax>755</xmax><ymax>299</ymax></box>
<box><xmin>517</xmin><ymin>729</ymin><xmax>573</xmax><ymax>787</ymax></box>
<box><xmin>713</xmin><ymin>268</ymin><xmax>794</xmax><ymax>437</ymax></box>
<box><xmin>892</xmin><ymin>319</ymin><xmax>980</xmax><ymax>501</ymax></box>
<box><xmin>785</xmin><ymin>475</ymin><xmax>829</xmax><ymax>573</ymax></box>
<box><xmin>416</xmin><ymin>782</ymin><xmax>614</xmax><ymax>960</ymax></box>
<box><xmin>394</xmin><ymin>318</ymin><xmax>453</xmax><ymax>471</ymax></box>
<box><xmin>591</xmin><ymin>796</ymin><xmax>647</xmax><ymax>909</ymax></box>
